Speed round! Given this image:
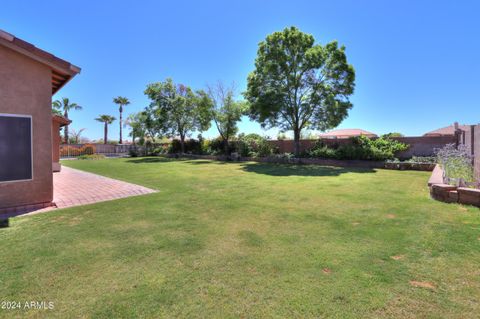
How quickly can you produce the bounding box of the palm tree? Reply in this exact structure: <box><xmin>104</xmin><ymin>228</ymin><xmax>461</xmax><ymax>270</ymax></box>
<box><xmin>113</xmin><ymin>96</ymin><xmax>130</xmax><ymax>144</ymax></box>
<box><xmin>95</xmin><ymin>115</ymin><xmax>116</xmax><ymax>144</ymax></box>
<box><xmin>52</xmin><ymin>97</ymin><xmax>82</xmax><ymax>144</ymax></box>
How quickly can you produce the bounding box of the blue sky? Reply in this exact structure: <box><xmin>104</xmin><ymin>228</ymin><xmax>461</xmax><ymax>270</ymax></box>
<box><xmin>2</xmin><ymin>0</ymin><xmax>479</xmax><ymax>141</ymax></box>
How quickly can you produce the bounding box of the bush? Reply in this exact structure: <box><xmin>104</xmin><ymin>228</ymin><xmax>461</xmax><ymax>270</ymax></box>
<box><xmin>307</xmin><ymin>141</ymin><xmax>338</xmax><ymax>158</ymax></box>
<box><xmin>268</xmin><ymin>153</ymin><xmax>295</xmax><ymax>161</ymax></box>
<box><xmin>151</xmin><ymin>145</ymin><xmax>168</xmax><ymax>155</ymax></box>
<box><xmin>59</xmin><ymin>144</ymin><xmax>96</xmax><ymax>157</ymax></box>
<box><xmin>203</xmin><ymin>137</ymin><xmax>236</xmax><ymax>155</ymax></box>
<box><xmin>236</xmin><ymin>133</ymin><xmax>275</xmax><ymax>157</ymax></box>
<box><xmin>168</xmin><ymin>139</ymin><xmax>203</xmax><ymax>154</ymax></box>
<box><xmin>78</xmin><ymin>154</ymin><xmax>105</xmax><ymax>160</ymax></box>
<box><xmin>406</xmin><ymin>156</ymin><xmax>437</xmax><ymax>163</ymax></box>
<box><xmin>435</xmin><ymin>144</ymin><xmax>474</xmax><ymax>183</ymax></box>
<box><xmin>129</xmin><ymin>149</ymin><xmax>139</xmax><ymax>157</ymax></box>
<box><xmin>307</xmin><ymin>136</ymin><xmax>408</xmax><ymax>161</ymax></box>
<box><xmin>83</xmin><ymin>144</ymin><xmax>95</xmax><ymax>155</ymax></box>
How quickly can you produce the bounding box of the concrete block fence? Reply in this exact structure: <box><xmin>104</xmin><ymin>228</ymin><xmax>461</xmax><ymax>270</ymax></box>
<box><xmin>268</xmin><ymin>135</ymin><xmax>456</xmax><ymax>159</ymax></box>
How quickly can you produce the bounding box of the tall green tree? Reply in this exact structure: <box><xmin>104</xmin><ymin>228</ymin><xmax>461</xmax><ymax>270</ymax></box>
<box><xmin>124</xmin><ymin>112</ymin><xmax>148</xmax><ymax>145</ymax></box>
<box><xmin>113</xmin><ymin>96</ymin><xmax>130</xmax><ymax>144</ymax></box>
<box><xmin>144</xmin><ymin>79</ymin><xmax>212</xmax><ymax>153</ymax></box>
<box><xmin>52</xmin><ymin>97</ymin><xmax>82</xmax><ymax>144</ymax></box>
<box><xmin>95</xmin><ymin>115</ymin><xmax>116</xmax><ymax>144</ymax></box>
<box><xmin>245</xmin><ymin>26</ymin><xmax>355</xmax><ymax>156</ymax></box>
<box><xmin>206</xmin><ymin>82</ymin><xmax>248</xmax><ymax>155</ymax></box>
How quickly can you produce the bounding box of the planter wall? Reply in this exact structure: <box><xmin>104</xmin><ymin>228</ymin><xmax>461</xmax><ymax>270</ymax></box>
<box><xmin>428</xmin><ymin>164</ymin><xmax>480</xmax><ymax>207</ymax></box>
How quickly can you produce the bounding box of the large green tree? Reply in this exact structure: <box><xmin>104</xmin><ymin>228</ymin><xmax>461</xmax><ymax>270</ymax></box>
<box><xmin>52</xmin><ymin>97</ymin><xmax>82</xmax><ymax>144</ymax></box>
<box><xmin>205</xmin><ymin>82</ymin><xmax>248</xmax><ymax>155</ymax></box>
<box><xmin>95</xmin><ymin>115</ymin><xmax>116</xmax><ymax>144</ymax></box>
<box><xmin>245</xmin><ymin>26</ymin><xmax>355</xmax><ymax>156</ymax></box>
<box><xmin>113</xmin><ymin>96</ymin><xmax>130</xmax><ymax>144</ymax></box>
<box><xmin>124</xmin><ymin>112</ymin><xmax>148</xmax><ymax>145</ymax></box>
<box><xmin>144</xmin><ymin>79</ymin><xmax>212</xmax><ymax>153</ymax></box>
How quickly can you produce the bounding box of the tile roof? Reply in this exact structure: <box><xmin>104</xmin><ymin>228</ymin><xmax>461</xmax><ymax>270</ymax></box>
<box><xmin>423</xmin><ymin>124</ymin><xmax>471</xmax><ymax>136</ymax></box>
<box><xmin>318</xmin><ymin>128</ymin><xmax>378</xmax><ymax>139</ymax></box>
<box><xmin>52</xmin><ymin>114</ymin><xmax>71</xmax><ymax>127</ymax></box>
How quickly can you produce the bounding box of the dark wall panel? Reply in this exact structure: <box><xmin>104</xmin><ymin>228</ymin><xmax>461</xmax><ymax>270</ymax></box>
<box><xmin>0</xmin><ymin>115</ymin><xmax>32</xmax><ymax>182</ymax></box>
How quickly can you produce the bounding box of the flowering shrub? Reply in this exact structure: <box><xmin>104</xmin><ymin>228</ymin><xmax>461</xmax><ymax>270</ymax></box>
<box><xmin>60</xmin><ymin>144</ymin><xmax>96</xmax><ymax>157</ymax></box>
<box><xmin>435</xmin><ymin>144</ymin><xmax>474</xmax><ymax>184</ymax></box>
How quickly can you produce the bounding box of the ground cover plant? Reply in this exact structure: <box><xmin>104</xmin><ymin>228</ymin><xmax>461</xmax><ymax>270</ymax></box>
<box><xmin>1</xmin><ymin>158</ymin><xmax>479</xmax><ymax>318</ymax></box>
<box><xmin>436</xmin><ymin>143</ymin><xmax>475</xmax><ymax>184</ymax></box>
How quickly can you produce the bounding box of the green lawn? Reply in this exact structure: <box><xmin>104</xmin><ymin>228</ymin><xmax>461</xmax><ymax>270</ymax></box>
<box><xmin>1</xmin><ymin>158</ymin><xmax>479</xmax><ymax>318</ymax></box>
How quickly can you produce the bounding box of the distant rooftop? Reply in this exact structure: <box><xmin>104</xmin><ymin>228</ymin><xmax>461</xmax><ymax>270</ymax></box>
<box><xmin>424</xmin><ymin>124</ymin><xmax>471</xmax><ymax>136</ymax></box>
<box><xmin>318</xmin><ymin>128</ymin><xmax>378</xmax><ymax>139</ymax></box>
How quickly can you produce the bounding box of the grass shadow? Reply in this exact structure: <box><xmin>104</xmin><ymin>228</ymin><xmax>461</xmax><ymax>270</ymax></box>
<box><xmin>126</xmin><ymin>157</ymin><xmax>189</xmax><ymax>164</ymax></box>
<box><xmin>183</xmin><ymin>159</ymin><xmax>229</xmax><ymax>165</ymax></box>
<box><xmin>240</xmin><ymin>162</ymin><xmax>377</xmax><ymax>177</ymax></box>
<box><xmin>127</xmin><ymin>157</ymin><xmax>230</xmax><ymax>165</ymax></box>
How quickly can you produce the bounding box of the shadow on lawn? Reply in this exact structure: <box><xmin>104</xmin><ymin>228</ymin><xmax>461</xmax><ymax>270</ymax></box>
<box><xmin>240</xmin><ymin>162</ymin><xmax>377</xmax><ymax>177</ymax></box>
<box><xmin>126</xmin><ymin>157</ymin><xmax>188</xmax><ymax>164</ymax></box>
<box><xmin>126</xmin><ymin>157</ymin><xmax>228</xmax><ymax>165</ymax></box>
<box><xmin>125</xmin><ymin>156</ymin><xmax>376</xmax><ymax>177</ymax></box>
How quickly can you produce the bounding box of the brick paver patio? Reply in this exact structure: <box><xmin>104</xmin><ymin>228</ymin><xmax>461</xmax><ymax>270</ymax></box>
<box><xmin>0</xmin><ymin>166</ymin><xmax>157</xmax><ymax>218</ymax></box>
<box><xmin>52</xmin><ymin>166</ymin><xmax>157</xmax><ymax>208</ymax></box>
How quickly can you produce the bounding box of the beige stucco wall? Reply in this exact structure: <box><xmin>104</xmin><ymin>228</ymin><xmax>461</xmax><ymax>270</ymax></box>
<box><xmin>0</xmin><ymin>45</ymin><xmax>53</xmax><ymax>209</ymax></box>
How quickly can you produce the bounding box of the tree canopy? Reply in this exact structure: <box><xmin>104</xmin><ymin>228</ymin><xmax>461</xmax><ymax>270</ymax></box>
<box><xmin>205</xmin><ymin>82</ymin><xmax>248</xmax><ymax>154</ymax></box>
<box><xmin>144</xmin><ymin>78</ymin><xmax>211</xmax><ymax>153</ymax></box>
<box><xmin>95</xmin><ymin>115</ymin><xmax>116</xmax><ymax>144</ymax></box>
<box><xmin>245</xmin><ymin>26</ymin><xmax>355</xmax><ymax>155</ymax></box>
<box><xmin>124</xmin><ymin>112</ymin><xmax>148</xmax><ymax>145</ymax></box>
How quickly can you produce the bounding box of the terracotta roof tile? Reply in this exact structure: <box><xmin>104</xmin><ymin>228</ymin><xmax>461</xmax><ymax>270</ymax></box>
<box><xmin>318</xmin><ymin>129</ymin><xmax>377</xmax><ymax>139</ymax></box>
<box><xmin>424</xmin><ymin>124</ymin><xmax>471</xmax><ymax>136</ymax></box>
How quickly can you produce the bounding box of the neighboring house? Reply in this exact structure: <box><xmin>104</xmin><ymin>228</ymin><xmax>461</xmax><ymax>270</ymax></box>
<box><xmin>424</xmin><ymin>123</ymin><xmax>471</xmax><ymax>136</ymax></box>
<box><xmin>52</xmin><ymin>114</ymin><xmax>71</xmax><ymax>172</ymax></box>
<box><xmin>0</xmin><ymin>29</ymin><xmax>80</xmax><ymax>213</ymax></box>
<box><xmin>318</xmin><ymin>128</ymin><xmax>378</xmax><ymax>139</ymax></box>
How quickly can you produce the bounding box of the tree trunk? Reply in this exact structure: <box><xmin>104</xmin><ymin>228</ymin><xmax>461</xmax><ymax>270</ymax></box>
<box><xmin>64</xmin><ymin>126</ymin><xmax>69</xmax><ymax>144</ymax></box>
<box><xmin>293</xmin><ymin>129</ymin><xmax>301</xmax><ymax>157</ymax></box>
<box><xmin>224</xmin><ymin>138</ymin><xmax>229</xmax><ymax>155</ymax></box>
<box><xmin>64</xmin><ymin>110</ymin><xmax>69</xmax><ymax>144</ymax></box>
<box><xmin>104</xmin><ymin>123</ymin><xmax>108</xmax><ymax>144</ymax></box>
<box><xmin>119</xmin><ymin>110</ymin><xmax>123</xmax><ymax>144</ymax></box>
<box><xmin>132</xmin><ymin>132</ymin><xmax>136</xmax><ymax>146</ymax></box>
<box><xmin>180</xmin><ymin>135</ymin><xmax>185</xmax><ymax>154</ymax></box>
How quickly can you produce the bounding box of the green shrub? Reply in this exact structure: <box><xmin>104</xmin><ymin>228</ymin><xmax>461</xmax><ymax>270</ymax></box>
<box><xmin>129</xmin><ymin>149</ymin><xmax>139</xmax><ymax>157</ymax></box>
<box><xmin>169</xmin><ymin>139</ymin><xmax>203</xmax><ymax>154</ymax></box>
<box><xmin>269</xmin><ymin>153</ymin><xmax>295</xmax><ymax>161</ymax></box>
<box><xmin>236</xmin><ymin>133</ymin><xmax>275</xmax><ymax>157</ymax></box>
<box><xmin>203</xmin><ymin>137</ymin><xmax>233</xmax><ymax>155</ymax></box>
<box><xmin>78</xmin><ymin>154</ymin><xmax>106</xmax><ymax>160</ymax></box>
<box><xmin>307</xmin><ymin>136</ymin><xmax>408</xmax><ymax>161</ymax></box>
<box><xmin>307</xmin><ymin>145</ymin><xmax>337</xmax><ymax>158</ymax></box>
